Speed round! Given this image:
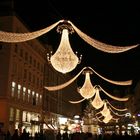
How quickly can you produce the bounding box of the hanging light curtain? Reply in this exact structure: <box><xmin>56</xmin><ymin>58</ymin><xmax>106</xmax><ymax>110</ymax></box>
<box><xmin>109</xmin><ymin>107</ymin><xmax>126</xmax><ymax>117</ymax></box>
<box><xmin>98</xmin><ymin>85</ymin><xmax>129</xmax><ymax>101</ymax></box>
<box><xmin>0</xmin><ymin>20</ymin><xmax>63</xmax><ymax>42</ymax></box>
<box><xmin>78</xmin><ymin>70</ymin><xmax>96</xmax><ymax>99</ymax></box>
<box><xmin>69</xmin><ymin>98</ymin><xmax>86</xmax><ymax>104</ymax></box>
<box><xmin>88</xmin><ymin>67</ymin><xmax>132</xmax><ymax>86</ymax></box>
<box><xmin>106</xmin><ymin>100</ymin><xmax>128</xmax><ymax>111</ymax></box>
<box><xmin>47</xmin><ymin>27</ymin><xmax>82</xmax><ymax>73</ymax></box>
<box><xmin>44</xmin><ymin>67</ymin><xmax>86</xmax><ymax>91</ymax></box>
<box><xmin>68</xmin><ymin>21</ymin><xmax>139</xmax><ymax>53</ymax></box>
<box><xmin>91</xmin><ymin>87</ymin><xmax>104</xmax><ymax>109</ymax></box>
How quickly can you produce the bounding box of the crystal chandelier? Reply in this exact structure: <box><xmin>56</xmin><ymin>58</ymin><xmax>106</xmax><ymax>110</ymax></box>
<box><xmin>100</xmin><ymin>101</ymin><xmax>110</xmax><ymax>117</ymax></box>
<box><xmin>91</xmin><ymin>87</ymin><xmax>104</xmax><ymax>109</ymax></box>
<box><xmin>47</xmin><ymin>21</ymin><xmax>82</xmax><ymax>74</ymax></box>
<box><xmin>77</xmin><ymin>69</ymin><xmax>96</xmax><ymax>99</ymax></box>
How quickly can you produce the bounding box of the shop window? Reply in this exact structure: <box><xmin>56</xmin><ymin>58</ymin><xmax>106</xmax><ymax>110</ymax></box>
<box><xmin>9</xmin><ymin>107</ymin><xmax>14</xmax><ymax>121</ymax></box>
<box><xmin>15</xmin><ymin>109</ymin><xmax>20</xmax><ymax>121</ymax></box>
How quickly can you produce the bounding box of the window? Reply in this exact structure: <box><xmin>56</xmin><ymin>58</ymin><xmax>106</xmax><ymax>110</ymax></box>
<box><xmin>37</xmin><ymin>78</ymin><xmax>39</xmax><ymax>87</ymax></box>
<box><xmin>15</xmin><ymin>109</ymin><xmax>20</xmax><ymax>121</ymax></box>
<box><xmin>12</xmin><ymin>62</ymin><xmax>17</xmax><ymax>74</ymax></box>
<box><xmin>11</xmin><ymin>82</ymin><xmax>16</xmax><ymax>97</ymax></box>
<box><xmin>29</xmin><ymin>56</ymin><xmax>32</xmax><ymax>64</ymax></box>
<box><xmin>22</xmin><ymin>111</ymin><xmax>27</xmax><ymax>122</ymax></box>
<box><xmin>9</xmin><ymin>107</ymin><xmax>14</xmax><ymax>121</ymax></box>
<box><xmin>23</xmin><ymin>87</ymin><xmax>26</xmax><ymax>101</ymax></box>
<box><xmin>14</xmin><ymin>44</ymin><xmax>18</xmax><ymax>53</ymax></box>
<box><xmin>40</xmin><ymin>80</ymin><xmax>43</xmax><ymax>88</ymax></box>
<box><xmin>32</xmin><ymin>91</ymin><xmax>36</xmax><ymax>105</ymax></box>
<box><xmin>41</xmin><ymin>65</ymin><xmax>44</xmax><ymax>72</ymax></box>
<box><xmin>36</xmin><ymin>93</ymin><xmax>39</xmax><ymax>105</ymax></box>
<box><xmin>40</xmin><ymin>95</ymin><xmax>42</xmax><ymax>104</ymax></box>
<box><xmin>20</xmin><ymin>48</ymin><xmax>23</xmax><ymax>57</ymax></box>
<box><xmin>37</xmin><ymin>62</ymin><xmax>40</xmax><ymax>70</ymax></box>
<box><xmin>17</xmin><ymin>84</ymin><xmax>21</xmax><ymax>99</ymax></box>
<box><xmin>28</xmin><ymin>89</ymin><xmax>31</xmax><ymax>102</ymax></box>
<box><xmin>29</xmin><ymin>72</ymin><xmax>31</xmax><ymax>82</ymax></box>
<box><xmin>25</xmin><ymin>52</ymin><xmax>28</xmax><ymax>61</ymax></box>
<box><xmin>33</xmin><ymin>59</ymin><xmax>36</xmax><ymax>67</ymax></box>
<box><xmin>23</xmin><ymin>69</ymin><xmax>27</xmax><ymax>79</ymax></box>
<box><xmin>33</xmin><ymin>75</ymin><xmax>35</xmax><ymax>84</ymax></box>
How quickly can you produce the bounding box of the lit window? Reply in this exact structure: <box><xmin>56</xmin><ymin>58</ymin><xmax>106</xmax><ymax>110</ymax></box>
<box><xmin>27</xmin><ymin>113</ymin><xmax>31</xmax><ymax>122</ymax></box>
<box><xmin>22</xmin><ymin>111</ymin><xmax>27</xmax><ymax>122</ymax></box>
<box><xmin>17</xmin><ymin>84</ymin><xmax>21</xmax><ymax>99</ymax></box>
<box><xmin>23</xmin><ymin>87</ymin><xmax>26</xmax><ymax>101</ymax></box>
<box><xmin>32</xmin><ymin>91</ymin><xmax>35</xmax><ymax>96</ymax></box>
<box><xmin>15</xmin><ymin>109</ymin><xmax>20</xmax><ymax>121</ymax></box>
<box><xmin>32</xmin><ymin>91</ymin><xmax>36</xmax><ymax>105</ymax></box>
<box><xmin>28</xmin><ymin>89</ymin><xmax>31</xmax><ymax>102</ymax></box>
<box><xmin>36</xmin><ymin>93</ymin><xmax>39</xmax><ymax>105</ymax></box>
<box><xmin>11</xmin><ymin>82</ymin><xmax>16</xmax><ymax>97</ymax></box>
<box><xmin>9</xmin><ymin>107</ymin><xmax>14</xmax><ymax>121</ymax></box>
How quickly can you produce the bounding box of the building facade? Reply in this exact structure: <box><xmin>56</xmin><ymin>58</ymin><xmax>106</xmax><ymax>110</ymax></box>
<box><xmin>0</xmin><ymin>15</ymin><xmax>82</xmax><ymax>136</ymax></box>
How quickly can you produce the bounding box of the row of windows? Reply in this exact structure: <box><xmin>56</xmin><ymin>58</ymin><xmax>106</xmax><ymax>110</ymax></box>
<box><xmin>11</xmin><ymin>82</ymin><xmax>42</xmax><ymax>106</ymax></box>
<box><xmin>12</xmin><ymin>62</ymin><xmax>43</xmax><ymax>88</ymax></box>
<box><xmin>9</xmin><ymin>107</ymin><xmax>40</xmax><ymax>123</ymax></box>
<box><xmin>14</xmin><ymin>44</ymin><xmax>44</xmax><ymax>73</ymax></box>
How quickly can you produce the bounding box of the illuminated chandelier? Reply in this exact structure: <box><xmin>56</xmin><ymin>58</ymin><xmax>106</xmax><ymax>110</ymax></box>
<box><xmin>95</xmin><ymin>99</ymin><xmax>127</xmax><ymax>123</ymax></box>
<box><xmin>100</xmin><ymin>101</ymin><xmax>111</xmax><ymax>117</ymax></box>
<box><xmin>47</xmin><ymin>21</ymin><xmax>82</xmax><ymax>74</ymax></box>
<box><xmin>91</xmin><ymin>86</ymin><xmax>104</xmax><ymax>109</ymax></box>
<box><xmin>77</xmin><ymin>69</ymin><xmax>96</xmax><ymax>99</ymax></box>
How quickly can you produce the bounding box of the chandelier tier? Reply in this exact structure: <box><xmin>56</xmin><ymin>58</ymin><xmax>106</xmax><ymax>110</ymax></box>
<box><xmin>47</xmin><ymin>21</ymin><xmax>82</xmax><ymax>74</ymax></box>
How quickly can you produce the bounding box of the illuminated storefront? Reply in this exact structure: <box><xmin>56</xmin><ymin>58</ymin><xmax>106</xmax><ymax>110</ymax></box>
<box><xmin>22</xmin><ymin>111</ymin><xmax>40</xmax><ymax>136</ymax></box>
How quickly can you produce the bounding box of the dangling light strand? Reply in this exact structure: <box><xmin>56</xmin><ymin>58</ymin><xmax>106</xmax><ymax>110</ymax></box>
<box><xmin>106</xmin><ymin>100</ymin><xmax>128</xmax><ymax>111</ymax></box>
<box><xmin>69</xmin><ymin>98</ymin><xmax>86</xmax><ymax>104</ymax></box>
<box><xmin>88</xmin><ymin>67</ymin><xmax>132</xmax><ymax>86</ymax></box>
<box><xmin>0</xmin><ymin>20</ymin><xmax>63</xmax><ymax>42</ymax></box>
<box><xmin>98</xmin><ymin>85</ymin><xmax>129</xmax><ymax>101</ymax></box>
<box><xmin>44</xmin><ymin>67</ymin><xmax>86</xmax><ymax>91</ymax></box>
<box><xmin>68</xmin><ymin>21</ymin><xmax>139</xmax><ymax>53</ymax></box>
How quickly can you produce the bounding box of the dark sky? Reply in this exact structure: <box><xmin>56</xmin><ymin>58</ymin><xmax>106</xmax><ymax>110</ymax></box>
<box><xmin>1</xmin><ymin>0</ymin><xmax>140</xmax><ymax>91</ymax></box>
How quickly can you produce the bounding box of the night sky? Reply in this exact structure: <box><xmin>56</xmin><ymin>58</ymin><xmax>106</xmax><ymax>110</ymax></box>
<box><xmin>1</xmin><ymin>0</ymin><xmax>140</xmax><ymax>93</ymax></box>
